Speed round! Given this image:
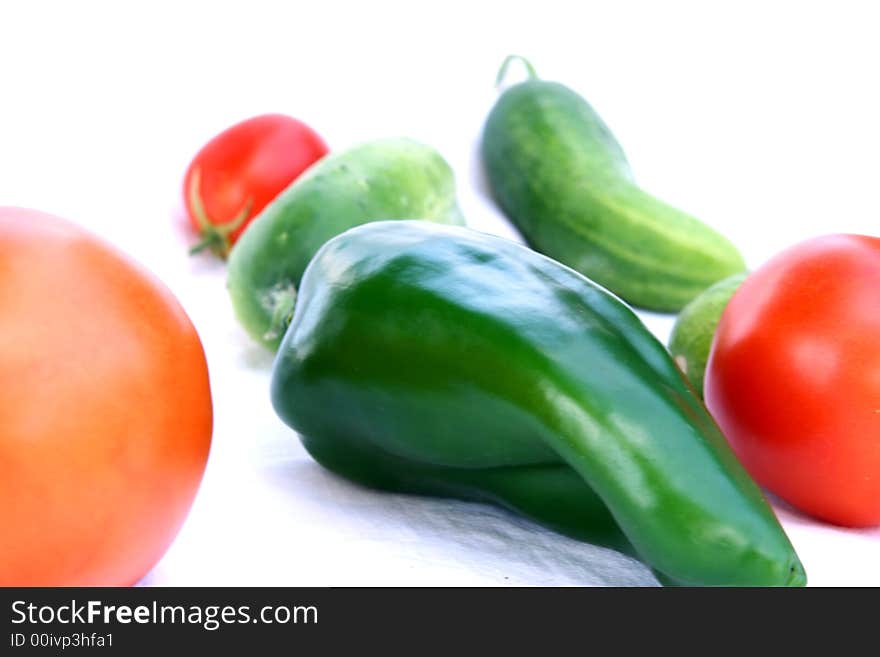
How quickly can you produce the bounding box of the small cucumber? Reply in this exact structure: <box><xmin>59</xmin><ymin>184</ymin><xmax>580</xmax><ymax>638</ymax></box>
<box><xmin>669</xmin><ymin>272</ymin><xmax>747</xmax><ymax>396</ymax></box>
<box><xmin>481</xmin><ymin>56</ymin><xmax>746</xmax><ymax>312</ymax></box>
<box><xmin>227</xmin><ymin>138</ymin><xmax>465</xmax><ymax>350</ymax></box>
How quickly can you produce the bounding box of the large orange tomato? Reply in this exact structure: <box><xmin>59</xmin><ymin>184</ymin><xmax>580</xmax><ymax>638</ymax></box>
<box><xmin>705</xmin><ymin>234</ymin><xmax>880</xmax><ymax>527</ymax></box>
<box><xmin>0</xmin><ymin>207</ymin><xmax>212</xmax><ymax>585</ymax></box>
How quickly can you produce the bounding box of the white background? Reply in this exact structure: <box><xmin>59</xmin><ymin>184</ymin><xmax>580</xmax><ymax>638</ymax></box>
<box><xmin>2</xmin><ymin>1</ymin><xmax>879</xmax><ymax>586</ymax></box>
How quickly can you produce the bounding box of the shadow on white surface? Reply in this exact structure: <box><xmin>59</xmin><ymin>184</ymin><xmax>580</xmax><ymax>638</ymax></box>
<box><xmin>258</xmin><ymin>459</ymin><xmax>660</xmax><ymax>587</ymax></box>
<box><xmin>235</xmin><ymin>341</ymin><xmax>276</xmax><ymax>371</ymax></box>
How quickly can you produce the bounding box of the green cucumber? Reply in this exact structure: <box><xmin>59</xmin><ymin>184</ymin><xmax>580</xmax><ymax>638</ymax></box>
<box><xmin>669</xmin><ymin>272</ymin><xmax>747</xmax><ymax>396</ymax></box>
<box><xmin>481</xmin><ymin>56</ymin><xmax>746</xmax><ymax>312</ymax></box>
<box><xmin>227</xmin><ymin>138</ymin><xmax>466</xmax><ymax>350</ymax></box>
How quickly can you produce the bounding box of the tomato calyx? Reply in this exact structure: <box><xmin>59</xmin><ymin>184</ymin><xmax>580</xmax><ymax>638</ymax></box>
<box><xmin>187</xmin><ymin>167</ymin><xmax>254</xmax><ymax>258</ymax></box>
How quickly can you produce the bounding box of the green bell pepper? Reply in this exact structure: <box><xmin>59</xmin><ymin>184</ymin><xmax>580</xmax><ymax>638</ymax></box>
<box><xmin>270</xmin><ymin>220</ymin><xmax>806</xmax><ymax>586</ymax></box>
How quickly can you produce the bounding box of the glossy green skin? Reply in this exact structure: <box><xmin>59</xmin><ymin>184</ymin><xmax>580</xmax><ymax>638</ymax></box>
<box><xmin>271</xmin><ymin>221</ymin><xmax>805</xmax><ymax>586</ymax></box>
<box><xmin>481</xmin><ymin>79</ymin><xmax>746</xmax><ymax>312</ymax></box>
<box><xmin>227</xmin><ymin>138</ymin><xmax>465</xmax><ymax>349</ymax></box>
<box><xmin>669</xmin><ymin>272</ymin><xmax>747</xmax><ymax>397</ymax></box>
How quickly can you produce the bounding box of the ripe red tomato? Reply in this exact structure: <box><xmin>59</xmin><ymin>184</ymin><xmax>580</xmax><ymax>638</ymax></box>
<box><xmin>0</xmin><ymin>207</ymin><xmax>213</xmax><ymax>585</ymax></box>
<box><xmin>705</xmin><ymin>234</ymin><xmax>880</xmax><ymax>527</ymax></box>
<box><xmin>183</xmin><ymin>113</ymin><xmax>328</xmax><ymax>257</ymax></box>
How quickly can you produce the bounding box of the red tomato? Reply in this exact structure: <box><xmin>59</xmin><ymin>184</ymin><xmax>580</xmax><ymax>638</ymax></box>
<box><xmin>183</xmin><ymin>113</ymin><xmax>328</xmax><ymax>257</ymax></box>
<box><xmin>705</xmin><ymin>234</ymin><xmax>880</xmax><ymax>527</ymax></box>
<box><xmin>0</xmin><ymin>207</ymin><xmax>213</xmax><ymax>585</ymax></box>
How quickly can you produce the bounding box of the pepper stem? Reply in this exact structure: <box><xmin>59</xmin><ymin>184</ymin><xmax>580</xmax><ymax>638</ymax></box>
<box><xmin>495</xmin><ymin>55</ymin><xmax>538</xmax><ymax>88</ymax></box>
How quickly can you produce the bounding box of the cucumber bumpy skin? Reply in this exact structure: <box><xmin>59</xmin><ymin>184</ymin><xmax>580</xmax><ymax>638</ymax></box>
<box><xmin>481</xmin><ymin>56</ymin><xmax>746</xmax><ymax>312</ymax></box>
<box><xmin>227</xmin><ymin>137</ymin><xmax>465</xmax><ymax>350</ymax></box>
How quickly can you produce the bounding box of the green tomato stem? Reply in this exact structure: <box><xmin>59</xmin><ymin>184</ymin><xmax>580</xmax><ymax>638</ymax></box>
<box><xmin>187</xmin><ymin>166</ymin><xmax>254</xmax><ymax>258</ymax></box>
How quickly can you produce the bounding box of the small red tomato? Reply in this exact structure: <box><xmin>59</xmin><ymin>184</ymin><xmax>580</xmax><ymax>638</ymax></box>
<box><xmin>183</xmin><ymin>113</ymin><xmax>328</xmax><ymax>257</ymax></box>
<box><xmin>705</xmin><ymin>234</ymin><xmax>880</xmax><ymax>527</ymax></box>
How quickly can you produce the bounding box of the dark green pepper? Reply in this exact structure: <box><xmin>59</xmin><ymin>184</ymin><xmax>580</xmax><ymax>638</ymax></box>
<box><xmin>271</xmin><ymin>220</ymin><xmax>805</xmax><ymax>586</ymax></box>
